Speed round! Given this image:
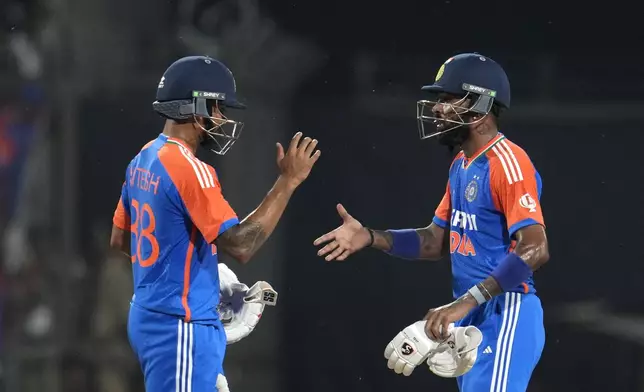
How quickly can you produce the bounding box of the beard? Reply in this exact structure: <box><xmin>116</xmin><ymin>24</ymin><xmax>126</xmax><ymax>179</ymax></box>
<box><xmin>199</xmin><ymin>119</ymin><xmax>219</xmax><ymax>149</ymax></box>
<box><xmin>437</xmin><ymin>125</ymin><xmax>470</xmax><ymax>153</ymax></box>
<box><xmin>199</xmin><ymin>133</ymin><xmax>220</xmax><ymax>153</ymax></box>
<box><xmin>198</xmin><ymin>130</ymin><xmax>209</xmax><ymax>146</ymax></box>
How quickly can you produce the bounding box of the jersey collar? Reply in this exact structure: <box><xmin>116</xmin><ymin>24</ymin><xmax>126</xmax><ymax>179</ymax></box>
<box><xmin>462</xmin><ymin>132</ymin><xmax>505</xmax><ymax>169</ymax></box>
<box><xmin>160</xmin><ymin>133</ymin><xmax>193</xmax><ymax>152</ymax></box>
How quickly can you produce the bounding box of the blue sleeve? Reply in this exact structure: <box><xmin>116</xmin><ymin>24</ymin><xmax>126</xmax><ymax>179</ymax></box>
<box><xmin>121</xmin><ymin>180</ymin><xmax>130</xmax><ymax>213</ymax></box>
<box><xmin>433</xmin><ymin>215</ymin><xmax>449</xmax><ymax>228</ymax></box>
<box><xmin>123</xmin><ymin>163</ymin><xmax>133</xmax><ymax>208</ymax></box>
<box><xmin>218</xmin><ymin>218</ymin><xmax>240</xmax><ymax>235</ymax></box>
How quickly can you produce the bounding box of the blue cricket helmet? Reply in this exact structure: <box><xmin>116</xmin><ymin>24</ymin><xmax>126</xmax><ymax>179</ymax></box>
<box><xmin>417</xmin><ymin>53</ymin><xmax>511</xmax><ymax>140</ymax></box>
<box><xmin>155</xmin><ymin>55</ymin><xmax>245</xmax><ymax>109</ymax></box>
<box><xmin>421</xmin><ymin>53</ymin><xmax>510</xmax><ymax>108</ymax></box>
<box><xmin>153</xmin><ymin>55</ymin><xmax>245</xmax><ymax>155</ymax></box>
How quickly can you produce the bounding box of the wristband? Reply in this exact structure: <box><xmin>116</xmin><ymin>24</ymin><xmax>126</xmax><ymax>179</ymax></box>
<box><xmin>385</xmin><ymin>229</ymin><xmax>421</xmax><ymax>259</ymax></box>
<box><xmin>366</xmin><ymin>228</ymin><xmax>375</xmax><ymax>247</ymax></box>
<box><xmin>468</xmin><ymin>285</ymin><xmax>488</xmax><ymax>305</ymax></box>
<box><xmin>490</xmin><ymin>253</ymin><xmax>532</xmax><ymax>292</ymax></box>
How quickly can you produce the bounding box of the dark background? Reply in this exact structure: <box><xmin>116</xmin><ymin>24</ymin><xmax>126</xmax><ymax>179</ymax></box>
<box><xmin>1</xmin><ymin>0</ymin><xmax>643</xmax><ymax>391</ymax></box>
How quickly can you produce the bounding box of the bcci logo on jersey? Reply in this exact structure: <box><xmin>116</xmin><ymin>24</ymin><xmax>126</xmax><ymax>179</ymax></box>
<box><xmin>465</xmin><ymin>180</ymin><xmax>478</xmax><ymax>202</ymax></box>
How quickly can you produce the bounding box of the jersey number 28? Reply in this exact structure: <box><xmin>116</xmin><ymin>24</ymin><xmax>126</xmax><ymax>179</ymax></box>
<box><xmin>131</xmin><ymin>198</ymin><xmax>160</xmax><ymax>267</ymax></box>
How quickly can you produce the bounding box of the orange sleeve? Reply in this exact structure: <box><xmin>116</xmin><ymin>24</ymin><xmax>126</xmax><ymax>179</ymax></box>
<box><xmin>112</xmin><ymin>182</ymin><xmax>131</xmax><ymax>230</ymax></box>
<box><xmin>161</xmin><ymin>148</ymin><xmax>238</xmax><ymax>243</ymax></box>
<box><xmin>432</xmin><ymin>181</ymin><xmax>451</xmax><ymax>228</ymax></box>
<box><xmin>489</xmin><ymin>142</ymin><xmax>545</xmax><ymax>237</ymax></box>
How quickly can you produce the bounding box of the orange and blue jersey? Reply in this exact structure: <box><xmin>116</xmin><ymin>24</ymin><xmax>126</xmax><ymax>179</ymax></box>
<box><xmin>432</xmin><ymin>133</ymin><xmax>545</xmax><ymax>299</ymax></box>
<box><xmin>112</xmin><ymin>133</ymin><xmax>238</xmax><ymax>323</ymax></box>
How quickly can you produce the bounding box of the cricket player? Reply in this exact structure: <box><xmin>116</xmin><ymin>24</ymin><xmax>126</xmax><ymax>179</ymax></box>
<box><xmin>109</xmin><ymin>55</ymin><xmax>320</xmax><ymax>391</ymax></box>
<box><xmin>314</xmin><ymin>52</ymin><xmax>549</xmax><ymax>392</ymax></box>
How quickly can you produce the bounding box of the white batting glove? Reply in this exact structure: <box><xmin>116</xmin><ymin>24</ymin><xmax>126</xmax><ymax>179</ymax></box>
<box><xmin>215</xmin><ymin>374</ymin><xmax>230</xmax><ymax>392</ymax></box>
<box><xmin>217</xmin><ymin>263</ymin><xmax>278</xmax><ymax>345</ymax></box>
<box><xmin>244</xmin><ymin>280</ymin><xmax>278</xmax><ymax>305</ymax></box>
<box><xmin>218</xmin><ymin>263</ymin><xmax>241</xmax><ymax>298</ymax></box>
<box><xmin>222</xmin><ymin>281</ymin><xmax>278</xmax><ymax>344</ymax></box>
<box><xmin>426</xmin><ymin>325</ymin><xmax>483</xmax><ymax>378</ymax></box>
<box><xmin>384</xmin><ymin>320</ymin><xmax>440</xmax><ymax>376</ymax></box>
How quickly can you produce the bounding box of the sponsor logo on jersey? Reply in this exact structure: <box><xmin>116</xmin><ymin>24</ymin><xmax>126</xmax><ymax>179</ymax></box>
<box><xmin>450</xmin><ymin>210</ymin><xmax>478</xmax><ymax>256</ymax></box>
<box><xmin>450</xmin><ymin>209</ymin><xmax>478</xmax><ymax>231</ymax></box>
<box><xmin>519</xmin><ymin>193</ymin><xmax>537</xmax><ymax>212</ymax></box>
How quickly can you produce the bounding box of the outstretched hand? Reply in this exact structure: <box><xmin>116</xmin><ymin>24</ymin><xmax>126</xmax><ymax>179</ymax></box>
<box><xmin>276</xmin><ymin>132</ymin><xmax>321</xmax><ymax>189</ymax></box>
<box><xmin>313</xmin><ymin>204</ymin><xmax>372</xmax><ymax>261</ymax></box>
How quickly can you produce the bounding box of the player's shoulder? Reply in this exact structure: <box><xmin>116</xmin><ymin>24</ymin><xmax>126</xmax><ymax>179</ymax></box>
<box><xmin>485</xmin><ymin>136</ymin><xmax>534</xmax><ymax>168</ymax></box>
<box><xmin>158</xmin><ymin>138</ymin><xmax>214</xmax><ymax>171</ymax></box>
<box><xmin>128</xmin><ymin>137</ymin><xmax>163</xmax><ymax>166</ymax></box>
<box><xmin>141</xmin><ymin>139</ymin><xmax>157</xmax><ymax>151</ymax></box>
<box><xmin>485</xmin><ymin>136</ymin><xmax>536</xmax><ymax>183</ymax></box>
<box><xmin>501</xmin><ymin>137</ymin><xmax>532</xmax><ymax>159</ymax></box>
<box><xmin>158</xmin><ymin>138</ymin><xmax>220</xmax><ymax>190</ymax></box>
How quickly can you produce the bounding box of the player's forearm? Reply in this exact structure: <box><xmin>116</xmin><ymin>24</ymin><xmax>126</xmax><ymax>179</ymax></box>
<box><xmin>370</xmin><ymin>230</ymin><xmax>394</xmax><ymax>252</ymax></box>
<box><xmin>464</xmin><ymin>233</ymin><xmax>550</xmax><ymax>304</ymax></box>
<box><xmin>216</xmin><ymin>175</ymin><xmax>296</xmax><ymax>264</ymax></box>
<box><xmin>514</xmin><ymin>238</ymin><xmax>550</xmax><ymax>271</ymax></box>
<box><xmin>460</xmin><ymin>277</ymin><xmax>502</xmax><ymax>306</ymax></box>
<box><xmin>370</xmin><ymin>225</ymin><xmax>445</xmax><ymax>261</ymax></box>
<box><xmin>109</xmin><ymin>226</ymin><xmax>131</xmax><ymax>258</ymax></box>
<box><xmin>463</xmin><ymin>250</ymin><xmax>545</xmax><ymax>306</ymax></box>
<box><xmin>416</xmin><ymin>225</ymin><xmax>447</xmax><ymax>260</ymax></box>
<box><xmin>114</xmin><ymin>237</ymin><xmax>131</xmax><ymax>258</ymax></box>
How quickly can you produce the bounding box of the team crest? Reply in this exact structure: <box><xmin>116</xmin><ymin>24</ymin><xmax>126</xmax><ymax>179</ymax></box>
<box><xmin>465</xmin><ymin>179</ymin><xmax>478</xmax><ymax>202</ymax></box>
<box><xmin>435</xmin><ymin>64</ymin><xmax>445</xmax><ymax>81</ymax></box>
<box><xmin>435</xmin><ymin>57</ymin><xmax>454</xmax><ymax>81</ymax></box>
